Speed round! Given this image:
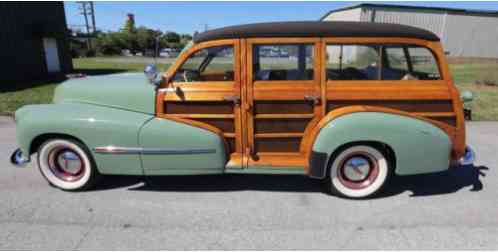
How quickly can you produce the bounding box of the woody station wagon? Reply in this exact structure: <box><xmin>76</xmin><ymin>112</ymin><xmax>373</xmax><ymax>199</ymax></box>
<box><xmin>11</xmin><ymin>21</ymin><xmax>475</xmax><ymax>198</ymax></box>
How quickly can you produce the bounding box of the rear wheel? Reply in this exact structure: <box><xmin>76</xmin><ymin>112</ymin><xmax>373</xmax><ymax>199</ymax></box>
<box><xmin>327</xmin><ymin>145</ymin><xmax>392</xmax><ymax>198</ymax></box>
<box><xmin>37</xmin><ymin>138</ymin><xmax>100</xmax><ymax>191</ymax></box>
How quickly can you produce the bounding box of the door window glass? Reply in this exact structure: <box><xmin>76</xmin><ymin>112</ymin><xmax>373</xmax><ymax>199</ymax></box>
<box><xmin>253</xmin><ymin>44</ymin><xmax>314</xmax><ymax>81</ymax></box>
<box><xmin>173</xmin><ymin>45</ymin><xmax>234</xmax><ymax>82</ymax></box>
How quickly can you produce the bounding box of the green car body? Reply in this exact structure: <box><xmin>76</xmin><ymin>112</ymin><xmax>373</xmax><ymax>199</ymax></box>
<box><xmin>14</xmin><ymin>72</ymin><xmax>454</xmax><ymax>177</ymax></box>
<box><xmin>15</xmin><ymin>73</ymin><xmax>227</xmax><ymax>176</ymax></box>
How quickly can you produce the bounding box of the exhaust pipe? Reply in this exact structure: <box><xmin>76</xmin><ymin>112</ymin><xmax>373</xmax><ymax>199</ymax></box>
<box><xmin>10</xmin><ymin>148</ymin><xmax>30</xmax><ymax>167</ymax></box>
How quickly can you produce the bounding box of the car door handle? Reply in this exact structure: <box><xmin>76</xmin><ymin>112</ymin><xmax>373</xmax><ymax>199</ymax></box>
<box><xmin>224</xmin><ymin>95</ymin><xmax>240</xmax><ymax>105</ymax></box>
<box><xmin>304</xmin><ymin>94</ymin><xmax>321</xmax><ymax>105</ymax></box>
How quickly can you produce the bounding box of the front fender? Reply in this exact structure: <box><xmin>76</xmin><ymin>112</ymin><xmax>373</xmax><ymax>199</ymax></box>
<box><xmin>310</xmin><ymin>112</ymin><xmax>451</xmax><ymax>178</ymax></box>
<box><xmin>15</xmin><ymin>103</ymin><xmax>153</xmax><ymax>175</ymax></box>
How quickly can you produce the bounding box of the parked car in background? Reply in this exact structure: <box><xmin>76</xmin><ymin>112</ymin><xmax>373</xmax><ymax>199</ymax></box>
<box><xmin>11</xmin><ymin>21</ymin><xmax>474</xmax><ymax>198</ymax></box>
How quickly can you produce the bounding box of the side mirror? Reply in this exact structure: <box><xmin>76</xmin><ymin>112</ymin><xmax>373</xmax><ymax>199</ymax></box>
<box><xmin>460</xmin><ymin>90</ymin><xmax>474</xmax><ymax>103</ymax></box>
<box><xmin>144</xmin><ymin>64</ymin><xmax>160</xmax><ymax>86</ymax></box>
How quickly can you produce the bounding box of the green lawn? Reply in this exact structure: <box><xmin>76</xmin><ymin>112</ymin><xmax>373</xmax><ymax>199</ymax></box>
<box><xmin>0</xmin><ymin>58</ymin><xmax>171</xmax><ymax>116</ymax></box>
<box><xmin>1</xmin><ymin>57</ymin><xmax>498</xmax><ymax>120</ymax></box>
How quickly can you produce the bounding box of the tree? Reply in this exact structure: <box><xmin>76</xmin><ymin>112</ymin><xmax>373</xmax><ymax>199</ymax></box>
<box><xmin>163</xmin><ymin>31</ymin><xmax>181</xmax><ymax>43</ymax></box>
<box><xmin>136</xmin><ymin>26</ymin><xmax>162</xmax><ymax>55</ymax></box>
<box><xmin>94</xmin><ymin>31</ymin><xmax>128</xmax><ymax>55</ymax></box>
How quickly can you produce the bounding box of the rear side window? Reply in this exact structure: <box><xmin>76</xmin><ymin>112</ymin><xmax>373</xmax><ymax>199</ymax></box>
<box><xmin>326</xmin><ymin>44</ymin><xmax>441</xmax><ymax>81</ymax></box>
<box><xmin>408</xmin><ymin>46</ymin><xmax>441</xmax><ymax>80</ymax></box>
<box><xmin>326</xmin><ymin>45</ymin><xmax>380</xmax><ymax>80</ymax></box>
<box><xmin>253</xmin><ymin>44</ymin><xmax>314</xmax><ymax>81</ymax></box>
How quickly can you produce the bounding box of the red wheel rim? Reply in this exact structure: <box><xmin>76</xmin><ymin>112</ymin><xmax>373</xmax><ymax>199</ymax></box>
<box><xmin>336</xmin><ymin>151</ymin><xmax>379</xmax><ymax>190</ymax></box>
<box><xmin>47</xmin><ymin>147</ymin><xmax>85</xmax><ymax>182</ymax></box>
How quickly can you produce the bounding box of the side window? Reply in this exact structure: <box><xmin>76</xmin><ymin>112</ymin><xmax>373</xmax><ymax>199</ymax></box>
<box><xmin>173</xmin><ymin>45</ymin><xmax>234</xmax><ymax>82</ymax></box>
<box><xmin>326</xmin><ymin>44</ymin><xmax>442</xmax><ymax>81</ymax></box>
<box><xmin>326</xmin><ymin>45</ymin><xmax>380</xmax><ymax>80</ymax></box>
<box><xmin>253</xmin><ymin>44</ymin><xmax>314</xmax><ymax>81</ymax></box>
<box><xmin>408</xmin><ymin>46</ymin><xmax>441</xmax><ymax>80</ymax></box>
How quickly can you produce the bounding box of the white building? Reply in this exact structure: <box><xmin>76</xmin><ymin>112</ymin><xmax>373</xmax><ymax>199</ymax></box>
<box><xmin>321</xmin><ymin>3</ymin><xmax>498</xmax><ymax>58</ymax></box>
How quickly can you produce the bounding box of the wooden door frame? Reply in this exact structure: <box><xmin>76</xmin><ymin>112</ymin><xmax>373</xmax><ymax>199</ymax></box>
<box><xmin>244</xmin><ymin>37</ymin><xmax>323</xmax><ymax>168</ymax></box>
<box><xmin>156</xmin><ymin>39</ymin><xmax>244</xmax><ymax>167</ymax></box>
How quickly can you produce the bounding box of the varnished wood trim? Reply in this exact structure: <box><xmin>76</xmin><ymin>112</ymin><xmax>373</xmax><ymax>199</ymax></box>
<box><xmin>163</xmin><ymin>39</ymin><xmax>239</xmax><ymax>81</ymax></box>
<box><xmin>224</xmin><ymin>133</ymin><xmax>236</xmax><ymax>138</ymax></box>
<box><xmin>412</xmin><ymin>112</ymin><xmax>456</xmax><ymax>118</ymax></box>
<box><xmin>248</xmin><ymin>152</ymin><xmax>306</xmax><ymax>168</ymax></box>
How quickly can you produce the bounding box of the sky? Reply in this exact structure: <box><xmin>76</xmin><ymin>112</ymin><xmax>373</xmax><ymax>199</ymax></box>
<box><xmin>64</xmin><ymin>1</ymin><xmax>498</xmax><ymax>34</ymax></box>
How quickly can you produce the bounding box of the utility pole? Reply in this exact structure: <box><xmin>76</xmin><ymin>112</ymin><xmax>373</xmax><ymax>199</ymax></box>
<box><xmin>77</xmin><ymin>1</ymin><xmax>96</xmax><ymax>50</ymax></box>
<box><xmin>90</xmin><ymin>2</ymin><xmax>96</xmax><ymax>33</ymax></box>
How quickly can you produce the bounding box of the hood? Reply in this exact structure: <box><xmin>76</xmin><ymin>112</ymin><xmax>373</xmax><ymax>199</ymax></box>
<box><xmin>53</xmin><ymin>73</ymin><xmax>156</xmax><ymax>114</ymax></box>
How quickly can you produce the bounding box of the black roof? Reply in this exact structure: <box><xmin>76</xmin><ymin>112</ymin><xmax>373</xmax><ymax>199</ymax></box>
<box><xmin>193</xmin><ymin>21</ymin><xmax>440</xmax><ymax>43</ymax></box>
<box><xmin>320</xmin><ymin>3</ymin><xmax>498</xmax><ymax>20</ymax></box>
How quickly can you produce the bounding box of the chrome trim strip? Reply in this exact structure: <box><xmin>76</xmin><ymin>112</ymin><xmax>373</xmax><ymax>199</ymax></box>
<box><xmin>93</xmin><ymin>146</ymin><xmax>216</xmax><ymax>155</ymax></box>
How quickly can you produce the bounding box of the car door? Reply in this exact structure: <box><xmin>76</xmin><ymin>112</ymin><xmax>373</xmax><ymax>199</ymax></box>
<box><xmin>141</xmin><ymin>39</ymin><xmax>244</xmax><ymax>174</ymax></box>
<box><xmin>243</xmin><ymin>38</ymin><xmax>323</xmax><ymax>170</ymax></box>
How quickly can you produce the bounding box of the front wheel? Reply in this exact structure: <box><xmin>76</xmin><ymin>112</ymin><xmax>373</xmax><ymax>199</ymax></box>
<box><xmin>37</xmin><ymin>138</ymin><xmax>100</xmax><ymax>191</ymax></box>
<box><xmin>327</xmin><ymin>145</ymin><xmax>392</xmax><ymax>199</ymax></box>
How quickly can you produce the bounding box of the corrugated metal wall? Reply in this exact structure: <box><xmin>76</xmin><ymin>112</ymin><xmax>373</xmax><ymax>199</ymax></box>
<box><xmin>325</xmin><ymin>7</ymin><xmax>498</xmax><ymax>58</ymax></box>
<box><xmin>362</xmin><ymin>8</ymin><xmax>446</xmax><ymax>38</ymax></box>
<box><xmin>0</xmin><ymin>2</ymin><xmax>72</xmax><ymax>85</ymax></box>
<box><xmin>322</xmin><ymin>8</ymin><xmax>362</xmax><ymax>22</ymax></box>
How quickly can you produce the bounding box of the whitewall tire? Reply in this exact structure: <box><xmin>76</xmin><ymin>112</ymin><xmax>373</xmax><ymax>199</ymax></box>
<box><xmin>328</xmin><ymin>145</ymin><xmax>391</xmax><ymax>198</ymax></box>
<box><xmin>37</xmin><ymin>138</ymin><xmax>100</xmax><ymax>191</ymax></box>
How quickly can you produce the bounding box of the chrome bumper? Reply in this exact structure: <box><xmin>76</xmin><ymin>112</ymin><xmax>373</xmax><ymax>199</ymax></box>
<box><xmin>459</xmin><ymin>146</ymin><xmax>476</xmax><ymax>166</ymax></box>
<box><xmin>10</xmin><ymin>148</ymin><xmax>30</xmax><ymax>167</ymax></box>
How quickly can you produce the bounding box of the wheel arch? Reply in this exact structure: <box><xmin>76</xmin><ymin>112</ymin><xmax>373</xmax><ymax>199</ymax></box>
<box><xmin>307</xmin><ymin>106</ymin><xmax>452</xmax><ymax>178</ymax></box>
<box><xmin>29</xmin><ymin>133</ymin><xmax>88</xmax><ymax>155</ymax></box>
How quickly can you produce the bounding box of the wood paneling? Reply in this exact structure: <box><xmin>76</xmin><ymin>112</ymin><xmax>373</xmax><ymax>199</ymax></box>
<box><xmin>157</xmin><ymin>39</ymin><xmax>243</xmax><ymax>167</ymax></box>
<box><xmin>254</xmin><ymin>101</ymin><xmax>314</xmax><ymax>114</ymax></box>
<box><xmin>255</xmin><ymin>138</ymin><xmax>302</xmax><ymax>152</ymax></box>
<box><xmin>254</xmin><ymin>118</ymin><xmax>309</xmax><ymax>133</ymax></box>
<box><xmin>155</xmin><ymin>36</ymin><xmax>466</xmax><ymax>172</ymax></box>
<box><xmin>246</xmin><ymin>38</ymin><xmax>323</xmax><ymax>165</ymax></box>
<box><xmin>164</xmin><ymin>101</ymin><xmax>234</xmax><ymax>114</ymax></box>
<box><xmin>196</xmin><ymin>118</ymin><xmax>235</xmax><ymax>132</ymax></box>
<box><xmin>326</xmin><ymin>100</ymin><xmax>457</xmax><ymax>126</ymax></box>
<box><xmin>327</xmin><ymin>100</ymin><xmax>454</xmax><ymax>113</ymax></box>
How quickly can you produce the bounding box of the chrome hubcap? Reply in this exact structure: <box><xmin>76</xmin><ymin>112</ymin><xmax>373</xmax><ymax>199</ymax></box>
<box><xmin>342</xmin><ymin>156</ymin><xmax>371</xmax><ymax>181</ymax></box>
<box><xmin>56</xmin><ymin>151</ymin><xmax>82</xmax><ymax>175</ymax></box>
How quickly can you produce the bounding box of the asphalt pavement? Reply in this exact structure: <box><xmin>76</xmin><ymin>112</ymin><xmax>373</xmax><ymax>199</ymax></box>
<box><xmin>0</xmin><ymin>116</ymin><xmax>497</xmax><ymax>250</ymax></box>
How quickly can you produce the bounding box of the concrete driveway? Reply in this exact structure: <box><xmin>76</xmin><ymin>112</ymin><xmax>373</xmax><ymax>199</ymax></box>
<box><xmin>0</xmin><ymin>116</ymin><xmax>496</xmax><ymax>250</ymax></box>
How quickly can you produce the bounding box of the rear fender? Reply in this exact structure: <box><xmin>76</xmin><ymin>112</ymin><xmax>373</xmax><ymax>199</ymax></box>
<box><xmin>309</xmin><ymin>107</ymin><xmax>451</xmax><ymax>178</ymax></box>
